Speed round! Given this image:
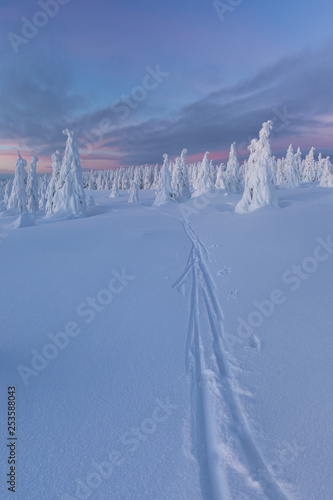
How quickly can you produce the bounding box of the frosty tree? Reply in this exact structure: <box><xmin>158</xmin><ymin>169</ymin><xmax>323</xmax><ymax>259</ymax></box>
<box><xmin>215</xmin><ymin>164</ymin><xmax>226</xmax><ymax>189</ymax></box>
<box><xmin>128</xmin><ymin>181</ymin><xmax>139</xmax><ymax>203</ymax></box>
<box><xmin>179</xmin><ymin>149</ymin><xmax>191</xmax><ymax>199</ymax></box>
<box><xmin>39</xmin><ymin>175</ymin><xmax>49</xmax><ymax>210</ymax></box>
<box><xmin>235</xmin><ymin>121</ymin><xmax>278</xmax><ymax>213</ymax></box>
<box><xmin>45</xmin><ymin>150</ymin><xmax>62</xmax><ymax>216</ymax></box>
<box><xmin>316</xmin><ymin>153</ymin><xmax>324</xmax><ymax>181</ymax></box>
<box><xmin>319</xmin><ymin>157</ymin><xmax>333</xmax><ymax>187</ymax></box>
<box><xmin>109</xmin><ymin>172</ymin><xmax>120</xmax><ymax>198</ymax></box>
<box><xmin>172</xmin><ymin>153</ymin><xmax>191</xmax><ymax>201</ymax></box>
<box><xmin>26</xmin><ymin>156</ymin><xmax>39</xmax><ymax>213</ymax></box>
<box><xmin>294</xmin><ymin>147</ymin><xmax>302</xmax><ymax>176</ymax></box>
<box><xmin>281</xmin><ymin>145</ymin><xmax>301</xmax><ymax>188</ymax></box>
<box><xmin>302</xmin><ymin>147</ymin><xmax>316</xmax><ymax>183</ymax></box>
<box><xmin>194</xmin><ymin>152</ymin><xmax>213</xmax><ymax>196</ymax></box>
<box><xmin>153</xmin><ymin>154</ymin><xmax>174</xmax><ymax>206</ymax></box>
<box><xmin>52</xmin><ymin>130</ymin><xmax>86</xmax><ymax>217</ymax></box>
<box><xmin>8</xmin><ymin>152</ymin><xmax>28</xmax><ymax>214</ymax></box>
<box><xmin>224</xmin><ymin>143</ymin><xmax>241</xmax><ymax>192</ymax></box>
<box><xmin>3</xmin><ymin>180</ymin><xmax>13</xmax><ymax>208</ymax></box>
<box><xmin>152</xmin><ymin>164</ymin><xmax>160</xmax><ymax>188</ymax></box>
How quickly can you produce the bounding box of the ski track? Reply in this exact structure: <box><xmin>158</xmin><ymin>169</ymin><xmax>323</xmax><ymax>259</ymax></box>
<box><xmin>170</xmin><ymin>216</ymin><xmax>291</xmax><ymax>500</ymax></box>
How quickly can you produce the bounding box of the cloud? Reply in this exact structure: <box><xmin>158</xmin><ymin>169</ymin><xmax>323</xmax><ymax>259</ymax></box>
<box><xmin>1</xmin><ymin>39</ymin><xmax>333</xmax><ymax>166</ymax></box>
<box><xmin>98</xmin><ymin>39</ymin><xmax>333</xmax><ymax>164</ymax></box>
<box><xmin>0</xmin><ymin>52</ymin><xmax>85</xmax><ymax>153</ymax></box>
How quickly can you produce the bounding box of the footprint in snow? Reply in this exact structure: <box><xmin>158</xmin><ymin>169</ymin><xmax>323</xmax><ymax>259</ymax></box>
<box><xmin>217</xmin><ymin>267</ymin><xmax>232</xmax><ymax>276</ymax></box>
<box><xmin>228</xmin><ymin>289</ymin><xmax>238</xmax><ymax>300</ymax></box>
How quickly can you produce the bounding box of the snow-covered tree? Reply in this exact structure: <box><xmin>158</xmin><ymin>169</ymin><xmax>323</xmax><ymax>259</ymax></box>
<box><xmin>276</xmin><ymin>158</ymin><xmax>283</xmax><ymax>186</ymax></box>
<box><xmin>235</xmin><ymin>121</ymin><xmax>278</xmax><ymax>213</ymax></box>
<box><xmin>45</xmin><ymin>150</ymin><xmax>62</xmax><ymax>216</ymax></box>
<box><xmin>39</xmin><ymin>175</ymin><xmax>49</xmax><ymax>210</ymax></box>
<box><xmin>26</xmin><ymin>156</ymin><xmax>39</xmax><ymax>213</ymax></box>
<box><xmin>224</xmin><ymin>143</ymin><xmax>241</xmax><ymax>192</ymax></box>
<box><xmin>153</xmin><ymin>154</ymin><xmax>174</xmax><ymax>206</ymax></box>
<box><xmin>294</xmin><ymin>147</ymin><xmax>302</xmax><ymax>176</ymax></box>
<box><xmin>179</xmin><ymin>149</ymin><xmax>191</xmax><ymax>199</ymax></box>
<box><xmin>215</xmin><ymin>164</ymin><xmax>226</xmax><ymax>189</ymax></box>
<box><xmin>88</xmin><ymin>170</ymin><xmax>97</xmax><ymax>190</ymax></box>
<box><xmin>319</xmin><ymin>157</ymin><xmax>333</xmax><ymax>187</ymax></box>
<box><xmin>128</xmin><ymin>181</ymin><xmax>139</xmax><ymax>203</ymax></box>
<box><xmin>302</xmin><ymin>147</ymin><xmax>316</xmax><ymax>183</ymax></box>
<box><xmin>7</xmin><ymin>152</ymin><xmax>28</xmax><ymax>213</ymax></box>
<box><xmin>172</xmin><ymin>153</ymin><xmax>191</xmax><ymax>201</ymax></box>
<box><xmin>143</xmin><ymin>166</ymin><xmax>152</xmax><ymax>189</ymax></box>
<box><xmin>3</xmin><ymin>180</ymin><xmax>13</xmax><ymax>208</ymax></box>
<box><xmin>52</xmin><ymin>130</ymin><xmax>86</xmax><ymax>217</ymax></box>
<box><xmin>109</xmin><ymin>171</ymin><xmax>120</xmax><ymax>197</ymax></box>
<box><xmin>193</xmin><ymin>152</ymin><xmax>213</xmax><ymax>196</ymax></box>
<box><xmin>281</xmin><ymin>145</ymin><xmax>301</xmax><ymax>189</ymax></box>
<box><xmin>152</xmin><ymin>164</ymin><xmax>160</xmax><ymax>188</ymax></box>
<box><xmin>316</xmin><ymin>153</ymin><xmax>325</xmax><ymax>181</ymax></box>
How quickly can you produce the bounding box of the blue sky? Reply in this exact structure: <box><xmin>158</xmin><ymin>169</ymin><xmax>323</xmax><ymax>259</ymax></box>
<box><xmin>1</xmin><ymin>0</ymin><xmax>333</xmax><ymax>171</ymax></box>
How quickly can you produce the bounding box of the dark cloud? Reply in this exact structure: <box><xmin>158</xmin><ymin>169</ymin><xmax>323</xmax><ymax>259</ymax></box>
<box><xmin>0</xmin><ymin>52</ymin><xmax>85</xmax><ymax>152</ymax></box>
<box><xmin>2</xmin><ymin>40</ymin><xmax>333</xmax><ymax>164</ymax></box>
<box><xmin>100</xmin><ymin>39</ymin><xmax>333</xmax><ymax>164</ymax></box>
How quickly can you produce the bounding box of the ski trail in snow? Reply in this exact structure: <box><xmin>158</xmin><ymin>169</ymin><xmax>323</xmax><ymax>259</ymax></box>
<box><xmin>170</xmin><ymin>216</ymin><xmax>291</xmax><ymax>500</ymax></box>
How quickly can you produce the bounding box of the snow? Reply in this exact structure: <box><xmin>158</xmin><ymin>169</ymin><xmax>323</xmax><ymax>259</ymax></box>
<box><xmin>153</xmin><ymin>154</ymin><xmax>174</xmax><ymax>206</ymax></box>
<box><xmin>236</xmin><ymin>122</ymin><xmax>278</xmax><ymax>213</ymax></box>
<box><xmin>1</xmin><ymin>183</ymin><xmax>333</xmax><ymax>500</ymax></box>
<box><xmin>52</xmin><ymin>130</ymin><xmax>86</xmax><ymax>217</ymax></box>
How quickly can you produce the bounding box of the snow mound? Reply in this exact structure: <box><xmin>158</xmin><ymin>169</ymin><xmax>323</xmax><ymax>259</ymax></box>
<box><xmin>11</xmin><ymin>213</ymin><xmax>36</xmax><ymax>228</ymax></box>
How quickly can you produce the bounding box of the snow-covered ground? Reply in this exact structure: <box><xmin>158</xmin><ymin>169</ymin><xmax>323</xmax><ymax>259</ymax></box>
<box><xmin>1</xmin><ymin>185</ymin><xmax>333</xmax><ymax>500</ymax></box>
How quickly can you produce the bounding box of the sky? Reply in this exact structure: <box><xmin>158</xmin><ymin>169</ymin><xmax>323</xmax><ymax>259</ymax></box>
<box><xmin>1</xmin><ymin>0</ymin><xmax>333</xmax><ymax>173</ymax></box>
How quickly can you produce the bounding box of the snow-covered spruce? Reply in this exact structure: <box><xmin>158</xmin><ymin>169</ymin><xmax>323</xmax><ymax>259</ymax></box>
<box><xmin>153</xmin><ymin>154</ymin><xmax>174</xmax><ymax>206</ymax></box>
<box><xmin>294</xmin><ymin>147</ymin><xmax>302</xmax><ymax>177</ymax></box>
<box><xmin>193</xmin><ymin>151</ymin><xmax>213</xmax><ymax>197</ymax></box>
<box><xmin>179</xmin><ymin>149</ymin><xmax>191</xmax><ymax>200</ymax></box>
<box><xmin>128</xmin><ymin>181</ymin><xmax>139</xmax><ymax>203</ymax></box>
<box><xmin>302</xmin><ymin>147</ymin><xmax>316</xmax><ymax>183</ymax></box>
<box><xmin>319</xmin><ymin>157</ymin><xmax>333</xmax><ymax>187</ymax></box>
<box><xmin>152</xmin><ymin>164</ymin><xmax>160</xmax><ymax>189</ymax></box>
<box><xmin>316</xmin><ymin>153</ymin><xmax>324</xmax><ymax>181</ymax></box>
<box><xmin>215</xmin><ymin>163</ymin><xmax>226</xmax><ymax>189</ymax></box>
<box><xmin>7</xmin><ymin>152</ymin><xmax>28</xmax><ymax>214</ymax></box>
<box><xmin>45</xmin><ymin>150</ymin><xmax>62</xmax><ymax>216</ymax></box>
<box><xmin>235</xmin><ymin>121</ymin><xmax>278</xmax><ymax>213</ymax></box>
<box><xmin>3</xmin><ymin>179</ymin><xmax>13</xmax><ymax>209</ymax></box>
<box><xmin>281</xmin><ymin>144</ymin><xmax>301</xmax><ymax>189</ymax></box>
<box><xmin>26</xmin><ymin>156</ymin><xmax>39</xmax><ymax>213</ymax></box>
<box><xmin>52</xmin><ymin>130</ymin><xmax>86</xmax><ymax>217</ymax></box>
<box><xmin>171</xmin><ymin>152</ymin><xmax>191</xmax><ymax>201</ymax></box>
<box><xmin>39</xmin><ymin>175</ymin><xmax>49</xmax><ymax>210</ymax></box>
<box><xmin>224</xmin><ymin>142</ymin><xmax>241</xmax><ymax>192</ymax></box>
<box><xmin>109</xmin><ymin>172</ymin><xmax>120</xmax><ymax>198</ymax></box>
